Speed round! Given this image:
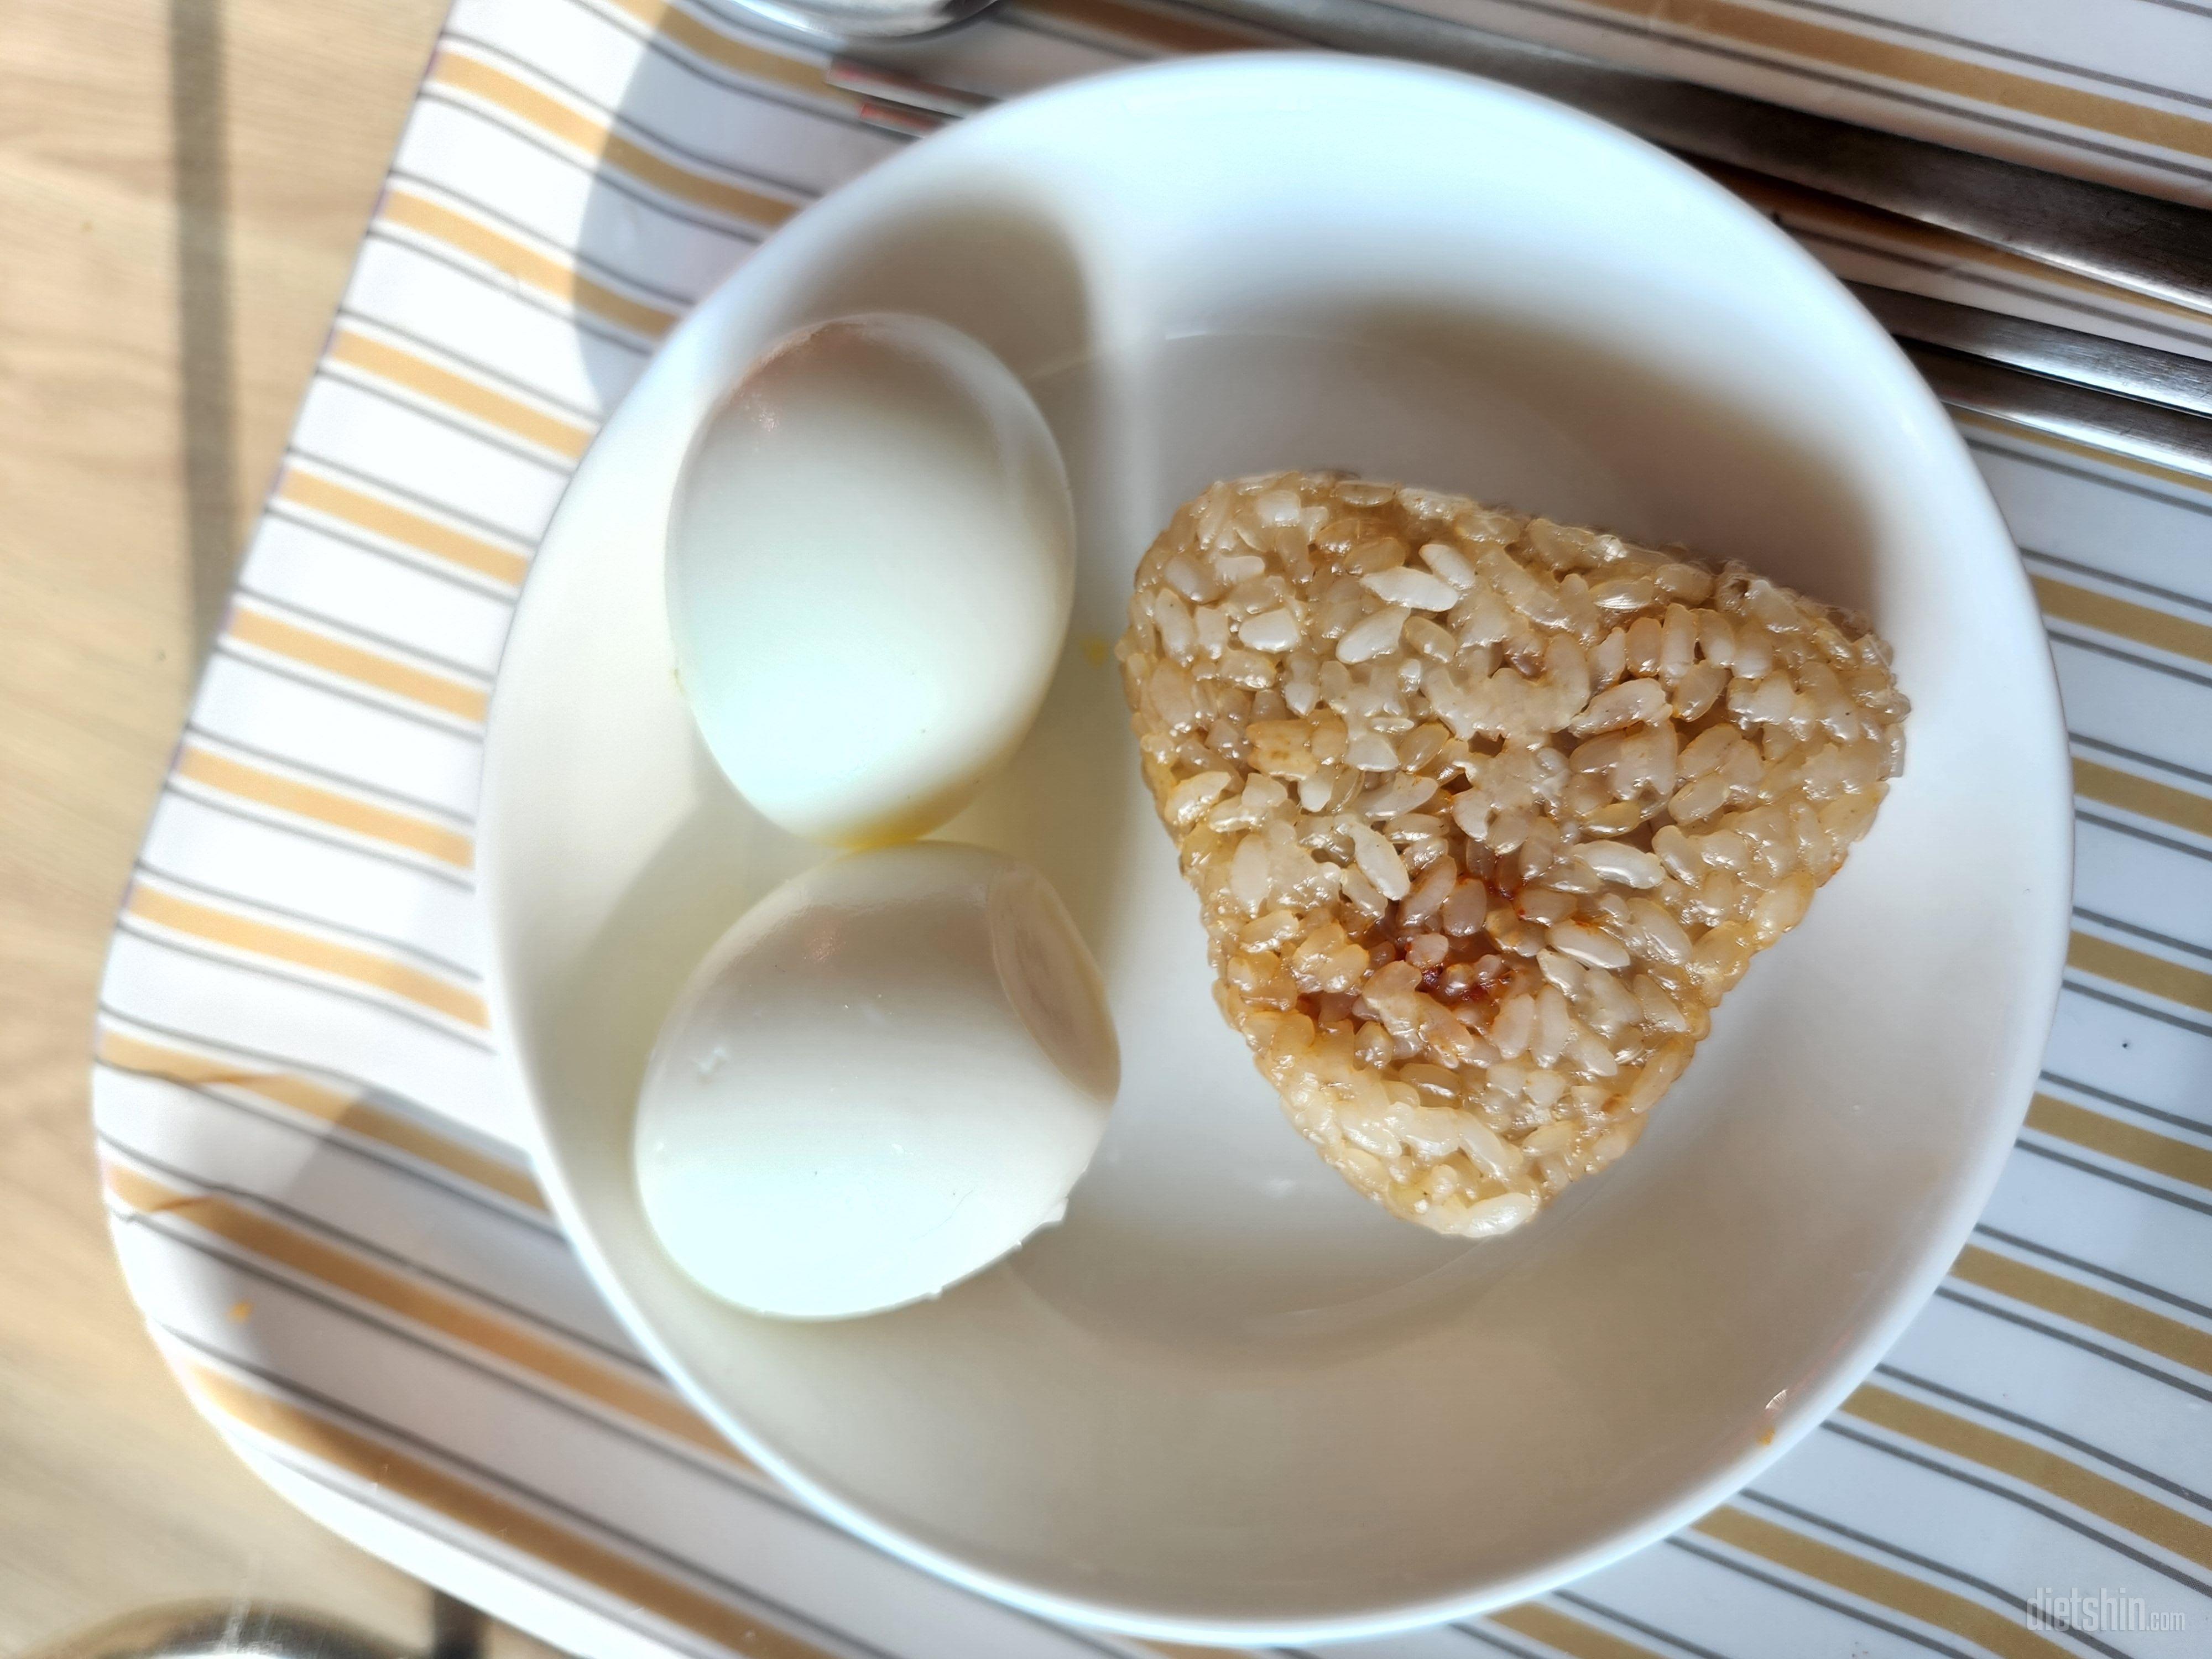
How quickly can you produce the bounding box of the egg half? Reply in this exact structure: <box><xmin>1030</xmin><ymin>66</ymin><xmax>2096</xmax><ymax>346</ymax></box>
<box><xmin>632</xmin><ymin>842</ymin><xmax>1119</xmax><ymax>1319</ymax></box>
<box><xmin>667</xmin><ymin>314</ymin><xmax>1076</xmax><ymax>846</ymax></box>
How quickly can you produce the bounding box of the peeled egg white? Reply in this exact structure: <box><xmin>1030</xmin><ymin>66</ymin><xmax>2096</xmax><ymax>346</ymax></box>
<box><xmin>632</xmin><ymin>842</ymin><xmax>1118</xmax><ymax>1321</ymax></box>
<box><xmin>667</xmin><ymin>314</ymin><xmax>1076</xmax><ymax>847</ymax></box>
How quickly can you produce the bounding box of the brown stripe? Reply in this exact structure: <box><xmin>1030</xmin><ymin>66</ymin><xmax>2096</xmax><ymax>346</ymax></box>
<box><xmin>379</xmin><ymin>189</ymin><xmax>676</xmax><ymax>339</ymax></box>
<box><xmin>1490</xmin><ymin>1602</ymin><xmax>1665</xmax><ymax>1659</ymax></box>
<box><xmin>109</xmin><ymin>1164</ymin><xmax>731</xmax><ymax>1461</ymax></box>
<box><xmin>1575</xmin><ymin>0</ymin><xmax>2212</xmax><ymax>163</ymax></box>
<box><xmin>1014</xmin><ymin>0</ymin><xmax>1267</xmax><ymax>55</ymax></box>
<box><xmin>2034</xmin><ymin>573</ymin><xmax>2212</xmax><ymax>667</ymax></box>
<box><xmin>328</xmin><ymin>329</ymin><xmax>592</xmax><ymax>460</ymax></box>
<box><xmin>277</xmin><ymin>467</ymin><xmax>528</xmax><ymax>586</ymax></box>
<box><xmin>2074</xmin><ymin>757</ymin><xmax>2212</xmax><ymax>841</ymax></box>
<box><xmin>177</xmin><ymin>1361</ymin><xmax>825</xmax><ymax>1658</ymax></box>
<box><xmin>176</xmin><ymin>743</ymin><xmax>474</xmax><ymax>869</ymax></box>
<box><xmin>592</xmin><ymin>0</ymin><xmax>833</xmax><ymax>98</ymax></box>
<box><xmin>1694</xmin><ymin>1507</ymin><xmax>2074</xmax><ymax>1659</ymax></box>
<box><xmin>1954</xmin><ymin>408</ymin><xmax>2212</xmax><ymax>498</ymax></box>
<box><xmin>430</xmin><ymin>53</ymin><xmax>799</xmax><ymax>229</ymax></box>
<box><xmin>126</xmin><ymin>884</ymin><xmax>489</xmax><ymax>1029</ymax></box>
<box><xmin>228</xmin><ymin>607</ymin><xmax>488</xmax><ymax>723</ymax></box>
<box><xmin>1846</xmin><ymin>1382</ymin><xmax>2212</xmax><ymax>1569</ymax></box>
<box><xmin>2069</xmin><ymin>930</ymin><xmax>2212</xmax><ymax>1016</ymax></box>
<box><xmin>2028</xmin><ymin>1092</ymin><xmax>2212</xmax><ymax>1193</ymax></box>
<box><xmin>97</xmin><ymin>1029</ymin><xmax>542</xmax><ymax>1210</ymax></box>
<box><xmin>1954</xmin><ymin>1244</ymin><xmax>2212</xmax><ymax>1378</ymax></box>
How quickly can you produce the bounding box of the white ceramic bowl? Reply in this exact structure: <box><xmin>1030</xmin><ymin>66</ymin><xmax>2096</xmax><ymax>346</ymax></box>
<box><xmin>479</xmin><ymin>54</ymin><xmax>2070</xmax><ymax>1644</ymax></box>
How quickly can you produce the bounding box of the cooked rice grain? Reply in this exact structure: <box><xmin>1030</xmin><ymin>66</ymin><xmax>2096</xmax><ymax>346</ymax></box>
<box><xmin>1118</xmin><ymin>473</ymin><xmax>1907</xmax><ymax>1239</ymax></box>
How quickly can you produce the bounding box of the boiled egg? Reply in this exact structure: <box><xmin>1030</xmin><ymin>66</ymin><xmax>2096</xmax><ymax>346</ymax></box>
<box><xmin>633</xmin><ymin>842</ymin><xmax>1118</xmax><ymax>1320</ymax></box>
<box><xmin>667</xmin><ymin>314</ymin><xmax>1076</xmax><ymax>846</ymax></box>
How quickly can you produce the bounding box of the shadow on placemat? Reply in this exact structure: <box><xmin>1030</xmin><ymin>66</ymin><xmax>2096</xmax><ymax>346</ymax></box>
<box><xmin>167</xmin><ymin>0</ymin><xmax>240</xmax><ymax>655</ymax></box>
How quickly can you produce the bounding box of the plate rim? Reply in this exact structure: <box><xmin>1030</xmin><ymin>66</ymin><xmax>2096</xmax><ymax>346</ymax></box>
<box><xmin>478</xmin><ymin>48</ymin><xmax>2075</xmax><ymax>1643</ymax></box>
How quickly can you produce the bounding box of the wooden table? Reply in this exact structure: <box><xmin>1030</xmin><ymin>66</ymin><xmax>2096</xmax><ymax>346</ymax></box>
<box><xmin>0</xmin><ymin>0</ymin><xmax>507</xmax><ymax>1647</ymax></box>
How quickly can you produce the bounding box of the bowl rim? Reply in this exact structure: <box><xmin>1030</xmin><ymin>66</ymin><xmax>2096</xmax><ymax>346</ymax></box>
<box><xmin>479</xmin><ymin>48</ymin><xmax>2074</xmax><ymax>1644</ymax></box>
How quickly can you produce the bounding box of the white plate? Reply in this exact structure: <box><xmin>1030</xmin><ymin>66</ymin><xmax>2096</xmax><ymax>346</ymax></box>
<box><xmin>479</xmin><ymin>54</ymin><xmax>2070</xmax><ymax>1645</ymax></box>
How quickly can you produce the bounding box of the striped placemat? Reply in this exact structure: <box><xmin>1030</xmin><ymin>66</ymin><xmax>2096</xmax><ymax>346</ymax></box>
<box><xmin>95</xmin><ymin>0</ymin><xmax>2212</xmax><ymax>1655</ymax></box>
<box><xmin>1410</xmin><ymin>0</ymin><xmax>2212</xmax><ymax>212</ymax></box>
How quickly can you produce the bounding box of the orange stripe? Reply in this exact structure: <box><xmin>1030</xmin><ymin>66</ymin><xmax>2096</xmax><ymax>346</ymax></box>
<box><xmin>2069</xmin><ymin>930</ymin><xmax>2212</xmax><ymax>1016</ymax></box>
<box><xmin>2074</xmin><ymin>757</ymin><xmax>2212</xmax><ymax>841</ymax></box>
<box><xmin>1845</xmin><ymin>1383</ymin><xmax>2212</xmax><ymax>1569</ymax></box>
<box><xmin>97</xmin><ymin>1029</ymin><xmax>541</xmax><ymax>1210</ymax></box>
<box><xmin>1576</xmin><ymin>0</ymin><xmax>2212</xmax><ymax>163</ymax></box>
<box><xmin>380</xmin><ymin>189</ymin><xmax>676</xmax><ymax>338</ymax></box>
<box><xmin>126</xmin><ymin>884</ymin><xmax>488</xmax><ymax>1028</ymax></box>
<box><xmin>227</xmin><ymin>607</ymin><xmax>488</xmax><ymax>722</ymax></box>
<box><xmin>176</xmin><ymin>1361</ymin><xmax>823</xmax><ymax>1658</ymax></box>
<box><xmin>109</xmin><ymin>1164</ymin><xmax>727</xmax><ymax>1460</ymax></box>
<box><xmin>2034</xmin><ymin>573</ymin><xmax>2212</xmax><ymax>667</ymax></box>
<box><xmin>593</xmin><ymin>0</ymin><xmax>833</xmax><ymax>97</ymax></box>
<box><xmin>327</xmin><ymin>329</ymin><xmax>591</xmax><ymax>460</ymax></box>
<box><xmin>176</xmin><ymin>743</ymin><xmax>473</xmax><ymax>869</ymax></box>
<box><xmin>1694</xmin><ymin>1507</ymin><xmax>2074</xmax><ymax>1659</ymax></box>
<box><xmin>1954</xmin><ymin>1244</ymin><xmax>2212</xmax><ymax>1377</ymax></box>
<box><xmin>430</xmin><ymin>53</ymin><xmax>798</xmax><ymax>229</ymax></box>
<box><xmin>2028</xmin><ymin>1093</ymin><xmax>2212</xmax><ymax>1193</ymax></box>
<box><xmin>1490</xmin><ymin>1603</ymin><xmax>1664</xmax><ymax>1658</ymax></box>
<box><xmin>276</xmin><ymin>467</ymin><xmax>528</xmax><ymax>586</ymax></box>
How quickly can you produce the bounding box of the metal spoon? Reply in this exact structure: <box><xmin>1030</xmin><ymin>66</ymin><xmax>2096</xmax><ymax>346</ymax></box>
<box><xmin>704</xmin><ymin>0</ymin><xmax>996</xmax><ymax>43</ymax></box>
